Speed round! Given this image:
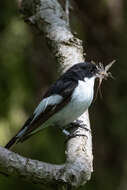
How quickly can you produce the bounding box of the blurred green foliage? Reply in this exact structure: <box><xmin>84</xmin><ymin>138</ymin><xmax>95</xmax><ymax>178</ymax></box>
<box><xmin>0</xmin><ymin>0</ymin><xmax>127</xmax><ymax>190</ymax></box>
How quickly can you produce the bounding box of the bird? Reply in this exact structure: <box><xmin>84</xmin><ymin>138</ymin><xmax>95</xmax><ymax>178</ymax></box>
<box><xmin>5</xmin><ymin>62</ymin><xmax>100</xmax><ymax>149</ymax></box>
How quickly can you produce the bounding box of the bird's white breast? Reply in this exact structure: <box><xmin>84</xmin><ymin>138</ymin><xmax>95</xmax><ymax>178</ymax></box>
<box><xmin>48</xmin><ymin>77</ymin><xmax>95</xmax><ymax>127</ymax></box>
<box><xmin>72</xmin><ymin>78</ymin><xmax>94</xmax><ymax>107</ymax></box>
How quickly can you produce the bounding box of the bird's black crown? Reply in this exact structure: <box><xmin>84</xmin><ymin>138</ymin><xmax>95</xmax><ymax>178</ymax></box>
<box><xmin>62</xmin><ymin>62</ymin><xmax>98</xmax><ymax>82</ymax></box>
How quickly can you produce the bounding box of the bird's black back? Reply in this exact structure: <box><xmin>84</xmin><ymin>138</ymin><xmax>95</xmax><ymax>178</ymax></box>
<box><xmin>43</xmin><ymin>62</ymin><xmax>98</xmax><ymax>98</ymax></box>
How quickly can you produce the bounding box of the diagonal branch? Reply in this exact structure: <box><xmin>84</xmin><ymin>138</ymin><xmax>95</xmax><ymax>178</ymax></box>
<box><xmin>0</xmin><ymin>0</ymin><xmax>93</xmax><ymax>188</ymax></box>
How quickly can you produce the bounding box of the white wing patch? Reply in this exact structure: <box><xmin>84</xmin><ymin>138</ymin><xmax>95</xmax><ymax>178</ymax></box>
<box><xmin>16</xmin><ymin>95</ymin><xmax>62</xmax><ymax>138</ymax></box>
<box><xmin>33</xmin><ymin>94</ymin><xmax>63</xmax><ymax>118</ymax></box>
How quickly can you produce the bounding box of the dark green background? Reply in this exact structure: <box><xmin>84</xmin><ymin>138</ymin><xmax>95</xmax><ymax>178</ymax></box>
<box><xmin>0</xmin><ymin>0</ymin><xmax>127</xmax><ymax>190</ymax></box>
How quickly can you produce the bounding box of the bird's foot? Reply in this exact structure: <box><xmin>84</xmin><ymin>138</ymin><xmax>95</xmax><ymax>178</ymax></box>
<box><xmin>62</xmin><ymin>120</ymin><xmax>91</xmax><ymax>143</ymax></box>
<box><xmin>66</xmin><ymin>119</ymin><xmax>91</xmax><ymax>133</ymax></box>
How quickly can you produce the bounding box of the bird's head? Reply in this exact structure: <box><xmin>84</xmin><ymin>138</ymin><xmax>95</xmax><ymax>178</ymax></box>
<box><xmin>67</xmin><ymin>62</ymin><xmax>99</xmax><ymax>82</ymax></box>
<box><xmin>63</xmin><ymin>61</ymin><xmax>114</xmax><ymax>84</ymax></box>
<box><xmin>78</xmin><ymin>62</ymin><xmax>99</xmax><ymax>79</ymax></box>
<box><xmin>77</xmin><ymin>60</ymin><xmax>114</xmax><ymax>81</ymax></box>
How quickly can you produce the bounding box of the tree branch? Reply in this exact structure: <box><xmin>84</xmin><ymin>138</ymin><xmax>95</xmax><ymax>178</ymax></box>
<box><xmin>0</xmin><ymin>0</ymin><xmax>93</xmax><ymax>188</ymax></box>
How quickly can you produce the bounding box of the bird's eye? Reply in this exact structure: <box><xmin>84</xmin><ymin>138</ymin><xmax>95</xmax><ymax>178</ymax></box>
<box><xmin>90</xmin><ymin>65</ymin><xmax>97</xmax><ymax>73</ymax></box>
<box><xmin>89</xmin><ymin>68</ymin><xmax>94</xmax><ymax>73</ymax></box>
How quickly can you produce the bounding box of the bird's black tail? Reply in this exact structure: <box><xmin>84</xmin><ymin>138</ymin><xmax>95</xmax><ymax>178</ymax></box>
<box><xmin>5</xmin><ymin>136</ymin><xmax>18</xmax><ymax>149</ymax></box>
<box><xmin>5</xmin><ymin>115</ymin><xmax>35</xmax><ymax>149</ymax></box>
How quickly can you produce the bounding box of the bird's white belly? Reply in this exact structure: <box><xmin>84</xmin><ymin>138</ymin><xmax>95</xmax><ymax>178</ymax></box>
<box><xmin>46</xmin><ymin>80</ymin><xmax>94</xmax><ymax>127</ymax></box>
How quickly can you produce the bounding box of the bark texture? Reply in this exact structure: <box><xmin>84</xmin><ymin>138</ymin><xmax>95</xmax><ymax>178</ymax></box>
<box><xmin>0</xmin><ymin>0</ymin><xmax>93</xmax><ymax>188</ymax></box>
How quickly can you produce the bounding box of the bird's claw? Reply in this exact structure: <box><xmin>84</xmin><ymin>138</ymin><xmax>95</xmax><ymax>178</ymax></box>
<box><xmin>65</xmin><ymin>133</ymin><xmax>87</xmax><ymax>143</ymax></box>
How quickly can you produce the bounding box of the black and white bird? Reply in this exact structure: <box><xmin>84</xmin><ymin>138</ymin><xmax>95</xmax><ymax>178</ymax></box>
<box><xmin>5</xmin><ymin>62</ymin><xmax>100</xmax><ymax>149</ymax></box>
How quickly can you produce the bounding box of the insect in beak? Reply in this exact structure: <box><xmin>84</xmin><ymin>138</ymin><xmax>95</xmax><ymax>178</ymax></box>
<box><xmin>93</xmin><ymin>60</ymin><xmax>115</xmax><ymax>100</ymax></box>
<box><xmin>96</xmin><ymin>60</ymin><xmax>115</xmax><ymax>84</ymax></box>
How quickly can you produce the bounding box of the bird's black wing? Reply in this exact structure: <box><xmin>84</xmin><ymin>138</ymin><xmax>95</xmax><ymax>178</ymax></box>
<box><xmin>5</xmin><ymin>79</ymin><xmax>78</xmax><ymax>149</ymax></box>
